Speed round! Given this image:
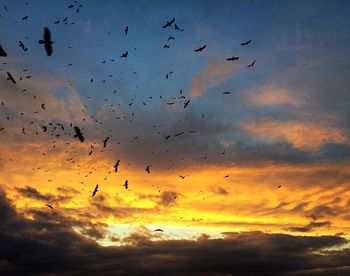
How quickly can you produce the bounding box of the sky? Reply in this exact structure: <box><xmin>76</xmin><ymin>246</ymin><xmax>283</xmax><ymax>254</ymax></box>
<box><xmin>1</xmin><ymin>0</ymin><xmax>350</xmax><ymax>274</ymax></box>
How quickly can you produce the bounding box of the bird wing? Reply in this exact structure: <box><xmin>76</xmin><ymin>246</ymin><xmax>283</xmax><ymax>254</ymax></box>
<box><xmin>44</xmin><ymin>27</ymin><xmax>51</xmax><ymax>42</ymax></box>
<box><xmin>45</xmin><ymin>43</ymin><xmax>52</xmax><ymax>56</ymax></box>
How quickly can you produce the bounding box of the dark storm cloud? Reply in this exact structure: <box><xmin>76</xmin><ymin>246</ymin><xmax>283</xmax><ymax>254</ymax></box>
<box><xmin>1</xmin><ymin>188</ymin><xmax>350</xmax><ymax>275</ymax></box>
<box><xmin>16</xmin><ymin>186</ymin><xmax>73</xmax><ymax>203</ymax></box>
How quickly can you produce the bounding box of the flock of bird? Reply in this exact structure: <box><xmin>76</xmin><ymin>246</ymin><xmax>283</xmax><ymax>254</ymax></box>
<box><xmin>0</xmin><ymin>2</ymin><xmax>262</xmax><ymax>231</ymax></box>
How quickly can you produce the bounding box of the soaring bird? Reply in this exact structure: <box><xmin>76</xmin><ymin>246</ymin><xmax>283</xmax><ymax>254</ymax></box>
<box><xmin>226</xmin><ymin>56</ymin><xmax>239</xmax><ymax>61</ymax></box>
<box><xmin>167</xmin><ymin>35</ymin><xmax>175</xmax><ymax>41</ymax></box>
<box><xmin>46</xmin><ymin>204</ymin><xmax>53</xmax><ymax>209</ymax></box>
<box><xmin>184</xmin><ymin>99</ymin><xmax>190</xmax><ymax>108</ymax></box>
<box><xmin>145</xmin><ymin>166</ymin><xmax>150</xmax><ymax>174</ymax></box>
<box><xmin>114</xmin><ymin>160</ymin><xmax>120</xmax><ymax>172</ymax></box>
<box><xmin>162</xmin><ymin>17</ymin><xmax>175</xmax><ymax>28</ymax></box>
<box><xmin>6</xmin><ymin>72</ymin><xmax>16</xmax><ymax>84</ymax></box>
<box><xmin>38</xmin><ymin>27</ymin><xmax>53</xmax><ymax>56</ymax></box>
<box><xmin>120</xmin><ymin>51</ymin><xmax>128</xmax><ymax>58</ymax></box>
<box><xmin>124</xmin><ymin>26</ymin><xmax>128</xmax><ymax>35</ymax></box>
<box><xmin>18</xmin><ymin>41</ymin><xmax>28</xmax><ymax>52</ymax></box>
<box><xmin>154</xmin><ymin>229</ymin><xmax>164</xmax><ymax>232</ymax></box>
<box><xmin>174</xmin><ymin>24</ymin><xmax>184</xmax><ymax>31</ymax></box>
<box><xmin>73</xmin><ymin>126</ymin><xmax>84</xmax><ymax>143</ymax></box>
<box><xmin>41</xmin><ymin>104</ymin><xmax>46</xmax><ymax>110</ymax></box>
<box><xmin>247</xmin><ymin>60</ymin><xmax>256</xmax><ymax>67</ymax></box>
<box><xmin>123</xmin><ymin>180</ymin><xmax>128</xmax><ymax>190</ymax></box>
<box><xmin>194</xmin><ymin>45</ymin><xmax>206</xmax><ymax>52</ymax></box>
<box><xmin>102</xmin><ymin>137</ymin><xmax>110</xmax><ymax>148</ymax></box>
<box><xmin>0</xmin><ymin>44</ymin><xmax>7</xmax><ymax>56</ymax></box>
<box><xmin>241</xmin><ymin>40</ymin><xmax>252</xmax><ymax>46</ymax></box>
<box><xmin>92</xmin><ymin>184</ymin><xmax>99</xmax><ymax>197</ymax></box>
<box><xmin>222</xmin><ymin>91</ymin><xmax>231</xmax><ymax>95</ymax></box>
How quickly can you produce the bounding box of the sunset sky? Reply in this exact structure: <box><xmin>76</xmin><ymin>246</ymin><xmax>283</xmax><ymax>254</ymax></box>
<box><xmin>1</xmin><ymin>0</ymin><xmax>350</xmax><ymax>274</ymax></box>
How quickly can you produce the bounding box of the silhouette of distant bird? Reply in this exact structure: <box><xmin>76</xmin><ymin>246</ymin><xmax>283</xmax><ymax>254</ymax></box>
<box><xmin>120</xmin><ymin>51</ymin><xmax>128</xmax><ymax>58</ymax></box>
<box><xmin>162</xmin><ymin>17</ymin><xmax>175</xmax><ymax>28</ymax></box>
<box><xmin>222</xmin><ymin>91</ymin><xmax>231</xmax><ymax>95</ymax></box>
<box><xmin>41</xmin><ymin>104</ymin><xmax>46</xmax><ymax>110</ymax></box>
<box><xmin>241</xmin><ymin>40</ymin><xmax>251</xmax><ymax>46</ymax></box>
<box><xmin>226</xmin><ymin>56</ymin><xmax>239</xmax><ymax>61</ymax></box>
<box><xmin>73</xmin><ymin>126</ymin><xmax>84</xmax><ymax>143</ymax></box>
<box><xmin>247</xmin><ymin>60</ymin><xmax>256</xmax><ymax>67</ymax></box>
<box><xmin>18</xmin><ymin>41</ymin><xmax>28</xmax><ymax>52</ymax></box>
<box><xmin>163</xmin><ymin>44</ymin><xmax>170</xmax><ymax>48</ymax></box>
<box><xmin>0</xmin><ymin>44</ymin><xmax>7</xmax><ymax>56</ymax></box>
<box><xmin>6</xmin><ymin>72</ymin><xmax>16</xmax><ymax>84</ymax></box>
<box><xmin>123</xmin><ymin>180</ymin><xmax>128</xmax><ymax>189</ymax></box>
<box><xmin>124</xmin><ymin>26</ymin><xmax>128</xmax><ymax>35</ymax></box>
<box><xmin>184</xmin><ymin>100</ymin><xmax>190</xmax><ymax>108</ymax></box>
<box><xmin>102</xmin><ymin>137</ymin><xmax>110</xmax><ymax>148</ymax></box>
<box><xmin>38</xmin><ymin>27</ymin><xmax>53</xmax><ymax>56</ymax></box>
<box><xmin>194</xmin><ymin>45</ymin><xmax>206</xmax><ymax>52</ymax></box>
<box><xmin>22</xmin><ymin>16</ymin><xmax>28</xmax><ymax>20</ymax></box>
<box><xmin>46</xmin><ymin>204</ymin><xmax>53</xmax><ymax>209</ymax></box>
<box><xmin>114</xmin><ymin>160</ymin><xmax>120</xmax><ymax>172</ymax></box>
<box><xmin>167</xmin><ymin>35</ymin><xmax>175</xmax><ymax>41</ymax></box>
<box><xmin>154</xmin><ymin>229</ymin><xmax>164</xmax><ymax>232</ymax></box>
<box><xmin>145</xmin><ymin>166</ymin><xmax>150</xmax><ymax>173</ymax></box>
<box><xmin>41</xmin><ymin>126</ymin><xmax>47</xmax><ymax>132</ymax></box>
<box><xmin>174</xmin><ymin>24</ymin><xmax>184</xmax><ymax>31</ymax></box>
<box><xmin>92</xmin><ymin>184</ymin><xmax>99</xmax><ymax>197</ymax></box>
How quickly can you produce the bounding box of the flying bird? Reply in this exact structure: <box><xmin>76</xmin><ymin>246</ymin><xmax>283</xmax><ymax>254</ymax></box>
<box><xmin>102</xmin><ymin>137</ymin><xmax>110</xmax><ymax>148</ymax></box>
<box><xmin>6</xmin><ymin>72</ymin><xmax>16</xmax><ymax>84</ymax></box>
<box><xmin>123</xmin><ymin>180</ymin><xmax>128</xmax><ymax>190</ymax></box>
<box><xmin>184</xmin><ymin>100</ymin><xmax>190</xmax><ymax>108</ymax></box>
<box><xmin>145</xmin><ymin>166</ymin><xmax>150</xmax><ymax>174</ymax></box>
<box><xmin>0</xmin><ymin>44</ymin><xmax>7</xmax><ymax>56</ymax></box>
<box><xmin>154</xmin><ymin>229</ymin><xmax>164</xmax><ymax>232</ymax></box>
<box><xmin>222</xmin><ymin>91</ymin><xmax>231</xmax><ymax>95</ymax></box>
<box><xmin>226</xmin><ymin>56</ymin><xmax>239</xmax><ymax>61</ymax></box>
<box><xmin>167</xmin><ymin>35</ymin><xmax>175</xmax><ymax>41</ymax></box>
<box><xmin>120</xmin><ymin>51</ymin><xmax>128</xmax><ymax>58</ymax></box>
<box><xmin>73</xmin><ymin>126</ymin><xmax>84</xmax><ymax>143</ymax></box>
<box><xmin>174</xmin><ymin>24</ymin><xmax>184</xmax><ymax>31</ymax></box>
<box><xmin>92</xmin><ymin>184</ymin><xmax>99</xmax><ymax>197</ymax></box>
<box><xmin>162</xmin><ymin>17</ymin><xmax>175</xmax><ymax>28</ymax></box>
<box><xmin>38</xmin><ymin>27</ymin><xmax>53</xmax><ymax>56</ymax></box>
<box><xmin>114</xmin><ymin>160</ymin><xmax>120</xmax><ymax>172</ymax></box>
<box><xmin>46</xmin><ymin>204</ymin><xmax>53</xmax><ymax>209</ymax></box>
<box><xmin>124</xmin><ymin>26</ymin><xmax>128</xmax><ymax>35</ymax></box>
<box><xmin>41</xmin><ymin>104</ymin><xmax>46</xmax><ymax>110</ymax></box>
<box><xmin>247</xmin><ymin>59</ymin><xmax>256</xmax><ymax>67</ymax></box>
<box><xmin>241</xmin><ymin>40</ymin><xmax>252</xmax><ymax>46</ymax></box>
<box><xmin>18</xmin><ymin>41</ymin><xmax>28</xmax><ymax>52</ymax></box>
<box><xmin>194</xmin><ymin>45</ymin><xmax>206</xmax><ymax>52</ymax></box>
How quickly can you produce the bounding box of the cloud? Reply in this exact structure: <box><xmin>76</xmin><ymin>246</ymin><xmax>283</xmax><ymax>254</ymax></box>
<box><xmin>15</xmin><ymin>186</ymin><xmax>73</xmax><ymax>204</ymax></box>
<box><xmin>1</xmin><ymin>188</ymin><xmax>350</xmax><ymax>275</ymax></box>
<box><xmin>189</xmin><ymin>59</ymin><xmax>236</xmax><ymax>97</ymax></box>
<box><xmin>289</xmin><ymin>221</ymin><xmax>332</xmax><ymax>233</ymax></box>
<box><xmin>242</xmin><ymin>119</ymin><xmax>349</xmax><ymax>151</ymax></box>
<box><xmin>247</xmin><ymin>85</ymin><xmax>300</xmax><ymax>106</ymax></box>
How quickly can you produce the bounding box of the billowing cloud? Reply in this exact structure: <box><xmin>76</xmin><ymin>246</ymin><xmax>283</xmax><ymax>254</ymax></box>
<box><xmin>1</xmin><ymin>188</ymin><xmax>350</xmax><ymax>275</ymax></box>
<box><xmin>189</xmin><ymin>59</ymin><xmax>236</xmax><ymax>97</ymax></box>
<box><xmin>247</xmin><ymin>85</ymin><xmax>300</xmax><ymax>106</ymax></box>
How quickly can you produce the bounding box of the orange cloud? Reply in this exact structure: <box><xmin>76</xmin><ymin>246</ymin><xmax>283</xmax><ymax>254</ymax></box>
<box><xmin>247</xmin><ymin>85</ymin><xmax>300</xmax><ymax>106</ymax></box>
<box><xmin>189</xmin><ymin>59</ymin><xmax>236</xmax><ymax>97</ymax></box>
<box><xmin>242</xmin><ymin>119</ymin><xmax>348</xmax><ymax>150</ymax></box>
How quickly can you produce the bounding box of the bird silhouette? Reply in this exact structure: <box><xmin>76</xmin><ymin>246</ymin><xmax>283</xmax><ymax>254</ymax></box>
<box><xmin>38</xmin><ymin>27</ymin><xmax>53</xmax><ymax>56</ymax></box>
<box><xmin>18</xmin><ymin>41</ymin><xmax>28</xmax><ymax>52</ymax></box>
<box><xmin>6</xmin><ymin>72</ymin><xmax>16</xmax><ymax>84</ymax></box>
<box><xmin>226</xmin><ymin>56</ymin><xmax>239</xmax><ymax>61</ymax></box>
<box><xmin>154</xmin><ymin>229</ymin><xmax>164</xmax><ymax>232</ymax></box>
<box><xmin>145</xmin><ymin>166</ymin><xmax>150</xmax><ymax>173</ymax></box>
<box><xmin>73</xmin><ymin>126</ymin><xmax>84</xmax><ymax>143</ymax></box>
<box><xmin>114</xmin><ymin>160</ymin><xmax>120</xmax><ymax>172</ymax></box>
<box><xmin>0</xmin><ymin>44</ymin><xmax>7</xmax><ymax>56</ymax></box>
<box><xmin>120</xmin><ymin>51</ymin><xmax>128</xmax><ymax>58</ymax></box>
<box><xmin>162</xmin><ymin>17</ymin><xmax>175</xmax><ymax>28</ymax></box>
<box><xmin>124</xmin><ymin>26</ymin><xmax>128</xmax><ymax>35</ymax></box>
<box><xmin>241</xmin><ymin>40</ymin><xmax>252</xmax><ymax>46</ymax></box>
<box><xmin>184</xmin><ymin>100</ymin><xmax>190</xmax><ymax>108</ymax></box>
<box><xmin>194</xmin><ymin>45</ymin><xmax>206</xmax><ymax>52</ymax></box>
<box><xmin>92</xmin><ymin>184</ymin><xmax>99</xmax><ymax>197</ymax></box>
<box><xmin>102</xmin><ymin>137</ymin><xmax>110</xmax><ymax>148</ymax></box>
<box><xmin>123</xmin><ymin>180</ymin><xmax>128</xmax><ymax>189</ymax></box>
<box><xmin>247</xmin><ymin>59</ymin><xmax>256</xmax><ymax>67</ymax></box>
